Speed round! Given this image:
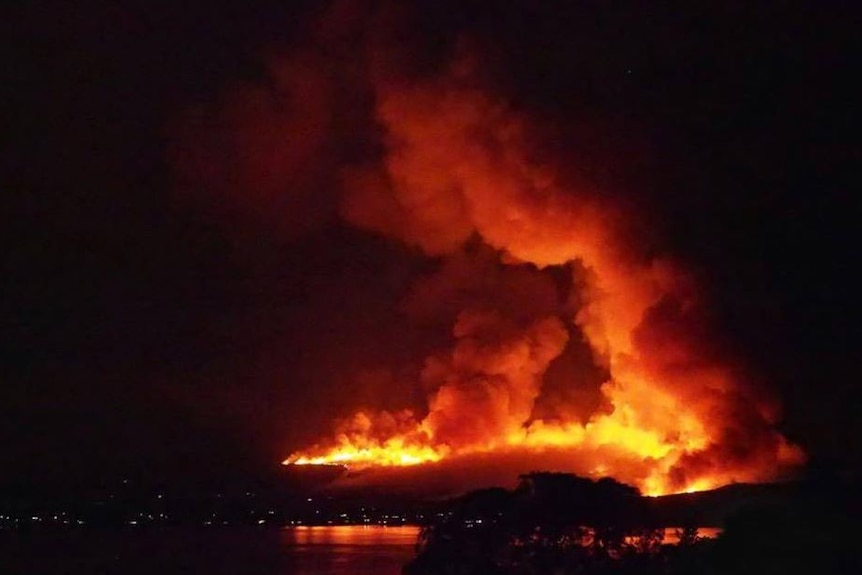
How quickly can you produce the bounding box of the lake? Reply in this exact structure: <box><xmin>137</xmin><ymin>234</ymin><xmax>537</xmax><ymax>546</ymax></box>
<box><xmin>0</xmin><ymin>524</ymin><xmax>723</xmax><ymax>574</ymax></box>
<box><xmin>0</xmin><ymin>525</ymin><xmax>421</xmax><ymax>575</ymax></box>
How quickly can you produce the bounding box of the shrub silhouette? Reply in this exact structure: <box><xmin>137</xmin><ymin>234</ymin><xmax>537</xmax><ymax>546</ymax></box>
<box><xmin>404</xmin><ymin>472</ymin><xmax>665</xmax><ymax>574</ymax></box>
<box><xmin>405</xmin><ymin>474</ymin><xmax>862</xmax><ymax>574</ymax></box>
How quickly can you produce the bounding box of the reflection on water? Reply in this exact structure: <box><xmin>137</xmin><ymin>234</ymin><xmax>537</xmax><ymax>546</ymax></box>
<box><xmin>663</xmin><ymin>526</ymin><xmax>722</xmax><ymax>543</ymax></box>
<box><xmin>0</xmin><ymin>525</ymin><xmax>420</xmax><ymax>575</ymax></box>
<box><xmin>0</xmin><ymin>524</ymin><xmax>722</xmax><ymax>574</ymax></box>
<box><xmin>281</xmin><ymin>525</ymin><xmax>419</xmax><ymax>574</ymax></box>
<box><xmin>286</xmin><ymin>525</ymin><xmax>420</xmax><ymax>546</ymax></box>
<box><xmin>619</xmin><ymin>526</ymin><xmax>722</xmax><ymax>546</ymax></box>
<box><xmin>282</xmin><ymin>524</ymin><xmax>721</xmax><ymax>546</ymax></box>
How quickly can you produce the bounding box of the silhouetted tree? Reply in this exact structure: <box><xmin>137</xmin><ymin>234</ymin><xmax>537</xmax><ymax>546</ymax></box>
<box><xmin>674</xmin><ymin>525</ymin><xmax>700</xmax><ymax>547</ymax></box>
<box><xmin>404</xmin><ymin>472</ymin><xmax>674</xmax><ymax>575</ymax></box>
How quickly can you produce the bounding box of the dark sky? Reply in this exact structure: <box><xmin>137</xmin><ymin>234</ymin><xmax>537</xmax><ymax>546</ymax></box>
<box><xmin>4</xmin><ymin>0</ymin><xmax>861</xmax><ymax>489</ymax></box>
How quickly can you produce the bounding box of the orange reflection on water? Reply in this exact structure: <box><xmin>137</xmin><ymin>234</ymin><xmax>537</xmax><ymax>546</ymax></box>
<box><xmin>283</xmin><ymin>525</ymin><xmax>421</xmax><ymax>547</ymax></box>
<box><xmin>282</xmin><ymin>524</ymin><xmax>721</xmax><ymax>548</ymax></box>
<box><xmin>660</xmin><ymin>527</ymin><xmax>722</xmax><ymax>544</ymax></box>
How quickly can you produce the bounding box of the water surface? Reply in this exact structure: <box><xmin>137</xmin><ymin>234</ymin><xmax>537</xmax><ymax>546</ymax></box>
<box><xmin>0</xmin><ymin>525</ymin><xmax>420</xmax><ymax>575</ymax></box>
<box><xmin>0</xmin><ymin>524</ymin><xmax>723</xmax><ymax>574</ymax></box>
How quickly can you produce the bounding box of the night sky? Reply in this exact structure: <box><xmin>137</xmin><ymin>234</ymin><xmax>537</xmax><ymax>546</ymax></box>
<box><xmin>4</xmin><ymin>1</ymin><xmax>861</xmax><ymax>489</ymax></box>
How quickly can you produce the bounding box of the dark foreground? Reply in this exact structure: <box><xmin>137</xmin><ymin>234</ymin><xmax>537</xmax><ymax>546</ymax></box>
<box><xmin>405</xmin><ymin>473</ymin><xmax>862</xmax><ymax>575</ymax></box>
<box><xmin>3</xmin><ymin>474</ymin><xmax>862</xmax><ymax>574</ymax></box>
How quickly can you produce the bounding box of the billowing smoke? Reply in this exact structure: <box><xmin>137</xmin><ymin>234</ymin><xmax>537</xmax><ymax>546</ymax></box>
<box><xmin>171</xmin><ymin>1</ymin><xmax>803</xmax><ymax>494</ymax></box>
<box><xmin>423</xmin><ymin>311</ymin><xmax>569</xmax><ymax>447</ymax></box>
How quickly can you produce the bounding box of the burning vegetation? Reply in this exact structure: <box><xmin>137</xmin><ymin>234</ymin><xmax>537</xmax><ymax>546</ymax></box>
<box><xmin>172</xmin><ymin>1</ymin><xmax>804</xmax><ymax>496</ymax></box>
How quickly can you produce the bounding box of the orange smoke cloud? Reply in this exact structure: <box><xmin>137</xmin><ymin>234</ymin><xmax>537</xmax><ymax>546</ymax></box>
<box><xmin>166</xmin><ymin>1</ymin><xmax>803</xmax><ymax>495</ymax></box>
<box><xmin>288</xmin><ymin>37</ymin><xmax>803</xmax><ymax>494</ymax></box>
<box><xmin>423</xmin><ymin>311</ymin><xmax>569</xmax><ymax>447</ymax></box>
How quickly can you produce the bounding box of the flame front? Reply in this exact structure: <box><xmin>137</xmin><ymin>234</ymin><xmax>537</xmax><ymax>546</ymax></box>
<box><xmin>286</xmin><ymin>376</ymin><xmax>801</xmax><ymax>496</ymax></box>
<box><xmin>288</xmin><ymin>417</ymin><xmax>449</xmax><ymax>468</ymax></box>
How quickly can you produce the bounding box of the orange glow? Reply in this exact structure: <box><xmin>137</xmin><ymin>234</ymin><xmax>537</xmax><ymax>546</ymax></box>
<box><xmin>285</xmin><ymin>368</ymin><xmax>802</xmax><ymax>495</ymax></box>
<box><xmin>286</xmin><ymin>336</ymin><xmax>802</xmax><ymax>495</ymax></box>
<box><xmin>165</xmin><ymin>1</ymin><xmax>806</xmax><ymax>498</ymax></box>
<box><xmin>283</xmin><ymin>40</ymin><xmax>804</xmax><ymax>496</ymax></box>
<box><xmin>287</xmin><ymin>435</ymin><xmax>448</xmax><ymax>468</ymax></box>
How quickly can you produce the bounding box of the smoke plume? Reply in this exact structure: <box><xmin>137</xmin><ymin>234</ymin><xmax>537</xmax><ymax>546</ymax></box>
<box><xmin>172</xmin><ymin>1</ymin><xmax>803</xmax><ymax>494</ymax></box>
